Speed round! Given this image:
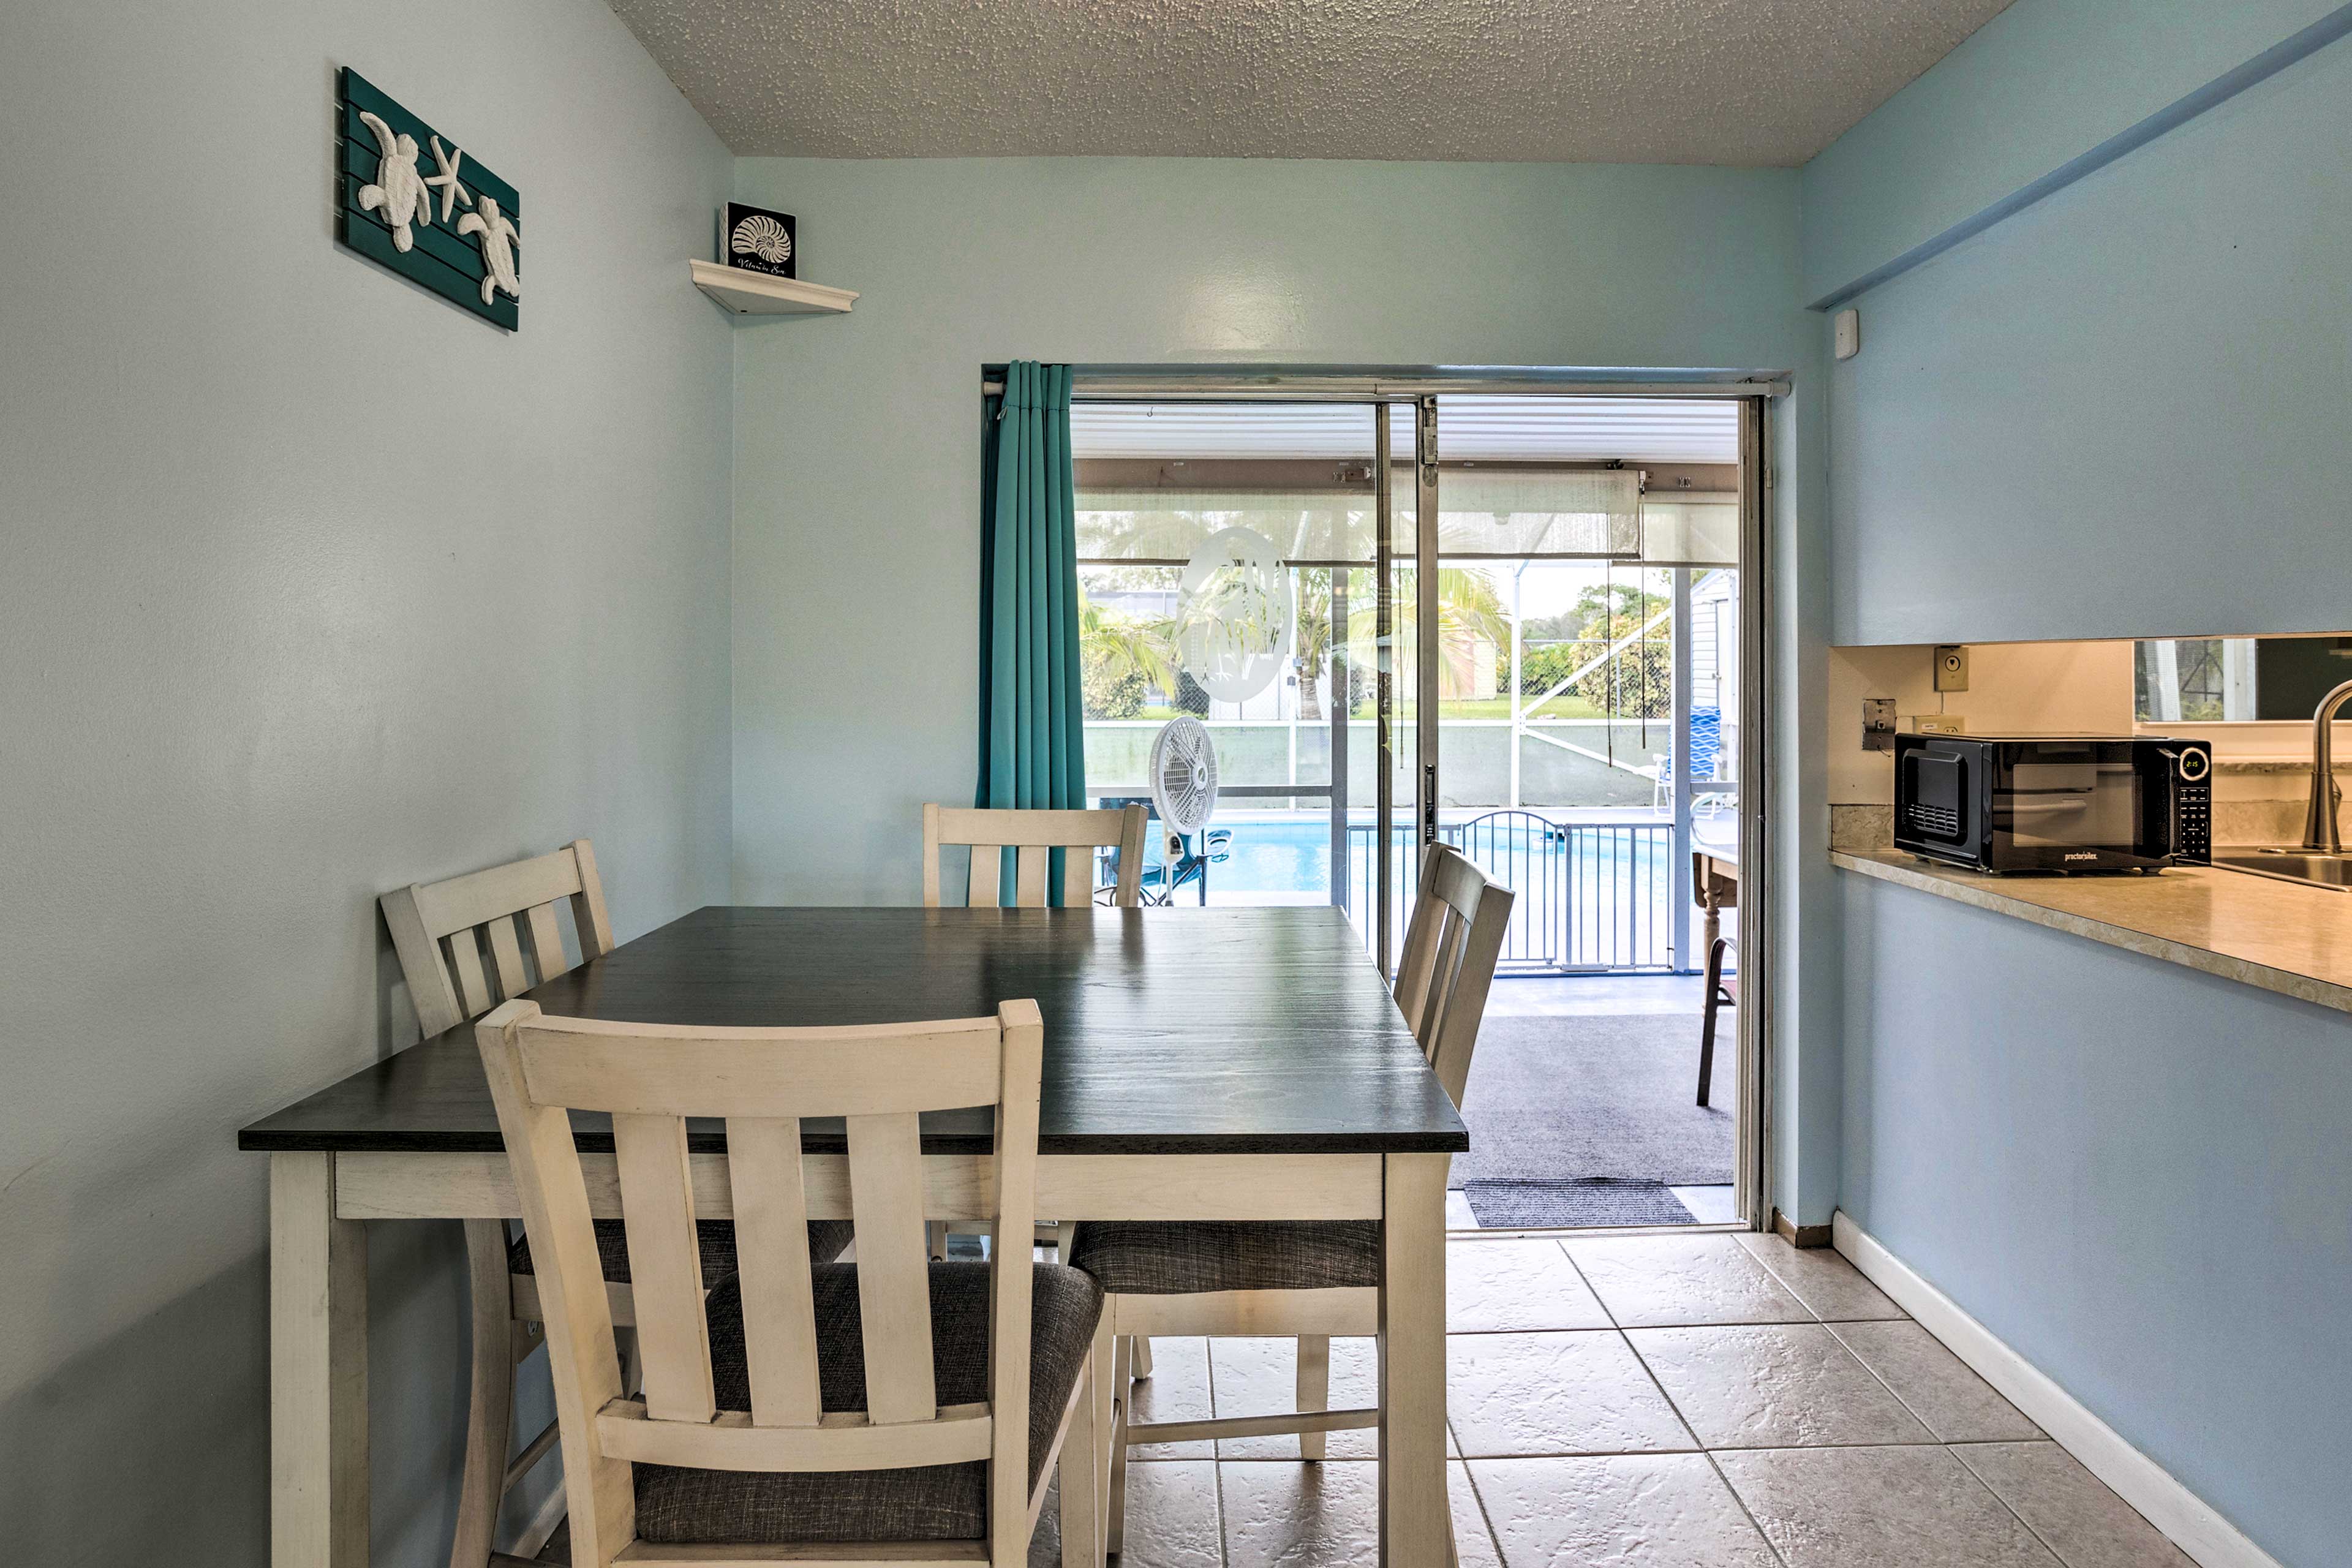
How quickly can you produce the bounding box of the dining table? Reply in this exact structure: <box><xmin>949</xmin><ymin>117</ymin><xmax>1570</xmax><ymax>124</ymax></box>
<box><xmin>241</xmin><ymin>903</ymin><xmax>1467</xmax><ymax>1567</ymax></box>
<box><xmin>1693</xmin><ymin>841</ymin><xmax>1739</xmax><ymax>958</ymax></box>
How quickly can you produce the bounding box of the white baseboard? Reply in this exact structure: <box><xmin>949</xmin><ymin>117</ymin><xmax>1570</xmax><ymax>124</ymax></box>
<box><xmin>1832</xmin><ymin>1212</ymin><xmax>2282</xmax><ymax>1568</ymax></box>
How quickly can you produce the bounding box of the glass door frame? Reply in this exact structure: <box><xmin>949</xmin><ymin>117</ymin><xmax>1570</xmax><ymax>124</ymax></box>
<box><xmin>1042</xmin><ymin>367</ymin><xmax>1784</xmax><ymax>1228</ymax></box>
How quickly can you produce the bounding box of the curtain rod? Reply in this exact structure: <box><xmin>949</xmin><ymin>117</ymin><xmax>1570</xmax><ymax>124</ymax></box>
<box><xmin>980</xmin><ymin>369</ymin><xmax>1789</xmax><ymax>399</ymax></box>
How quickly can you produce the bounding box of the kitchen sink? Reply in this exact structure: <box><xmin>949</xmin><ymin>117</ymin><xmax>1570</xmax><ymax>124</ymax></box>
<box><xmin>2211</xmin><ymin>850</ymin><xmax>2352</xmax><ymax>891</ymax></box>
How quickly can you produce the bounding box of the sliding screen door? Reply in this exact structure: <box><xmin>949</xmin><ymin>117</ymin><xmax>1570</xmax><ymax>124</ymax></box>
<box><xmin>1070</xmin><ymin>402</ymin><xmax>1397</xmax><ymax>936</ymax></box>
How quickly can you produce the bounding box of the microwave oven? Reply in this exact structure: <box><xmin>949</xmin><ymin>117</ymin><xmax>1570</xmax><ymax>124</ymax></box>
<box><xmin>1893</xmin><ymin>734</ymin><xmax>2211</xmax><ymax>873</ymax></box>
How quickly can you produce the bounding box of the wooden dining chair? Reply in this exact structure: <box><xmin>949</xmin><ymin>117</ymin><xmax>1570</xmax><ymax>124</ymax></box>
<box><xmin>922</xmin><ymin>804</ymin><xmax>1148</xmax><ymax>1268</ymax></box>
<box><xmin>473</xmin><ymin>997</ymin><xmax>1104</xmax><ymax>1568</ymax></box>
<box><xmin>1068</xmin><ymin>843</ymin><xmax>1513</xmax><ymax>1554</ymax></box>
<box><xmin>922</xmin><ymin>804</ymin><xmax>1148</xmax><ymax>908</ymax></box>
<box><xmin>380</xmin><ymin>841</ymin><xmax>853</xmax><ymax>1567</ymax></box>
<box><xmin>1698</xmin><ymin>935</ymin><xmax>1736</xmax><ymax>1106</ymax></box>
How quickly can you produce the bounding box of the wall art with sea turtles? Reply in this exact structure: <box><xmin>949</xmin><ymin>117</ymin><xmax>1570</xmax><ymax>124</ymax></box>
<box><xmin>334</xmin><ymin>68</ymin><xmax>520</xmax><ymax>330</ymax></box>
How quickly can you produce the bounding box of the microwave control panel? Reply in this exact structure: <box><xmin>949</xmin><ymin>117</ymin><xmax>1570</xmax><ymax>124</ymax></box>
<box><xmin>2173</xmin><ymin>743</ymin><xmax>2212</xmax><ymax>864</ymax></box>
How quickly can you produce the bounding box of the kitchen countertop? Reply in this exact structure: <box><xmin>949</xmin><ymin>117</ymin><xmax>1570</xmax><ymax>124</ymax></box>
<box><xmin>1831</xmin><ymin>847</ymin><xmax>2352</xmax><ymax>1016</ymax></box>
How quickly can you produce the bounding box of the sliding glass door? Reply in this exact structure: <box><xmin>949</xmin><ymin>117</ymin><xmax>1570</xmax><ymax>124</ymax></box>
<box><xmin>1064</xmin><ymin>377</ymin><xmax>1770</xmax><ymax>1229</ymax></box>
<box><xmin>1071</xmin><ymin>402</ymin><xmax>1393</xmax><ymax>940</ymax></box>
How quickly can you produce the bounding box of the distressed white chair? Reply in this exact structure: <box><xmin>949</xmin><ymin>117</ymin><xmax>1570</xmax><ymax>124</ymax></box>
<box><xmin>473</xmin><ymin>996</ymin><xmax>1104</xmax><ymax>1568</ymax></box>
<box><xmin>922</xmin><ymin>803</ymin><xmax>1148</xmax><ymax>1269</ymax></box>
<box><xmin>380</xmin><ymin>841</ymin><xmax>853</xmax><ymax>1566</ymax></box>
<box><xmin>922</xmin><ymin>804</ymin><xmax>1148</xmax><ymax>908</ymax></box>
<box><xmin>1068</xmin><ymin>843</ymin><xmax>1513</xmax><ymax>1554</ymax></box>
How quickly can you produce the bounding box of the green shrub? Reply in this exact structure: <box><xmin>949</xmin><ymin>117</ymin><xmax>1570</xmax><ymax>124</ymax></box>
<box><xmin>1083</xmin><ymin>657</ymin><xmax>1146</xmax><ymax>720</ymax></box>
<box><xmin>1515</xmin><ymin>640</ymin><xmax>1670</xmax><ymax>718</ymax></box>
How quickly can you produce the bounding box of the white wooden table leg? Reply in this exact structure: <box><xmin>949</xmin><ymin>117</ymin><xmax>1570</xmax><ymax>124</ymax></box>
<box><xmin>448</xmin><ymin>1220</ymin><xmax>516</xmax><ymax>1568</ymax></box>
<box><xmin>1378</xmin><ymin>1153</ymin><xmax>1448</xmax><ymax>1568</ymax></box>
<box><xmin>273</xmin><ymin>1152</ymin><xmax>369</xmax><ymax>1568</ymax></box>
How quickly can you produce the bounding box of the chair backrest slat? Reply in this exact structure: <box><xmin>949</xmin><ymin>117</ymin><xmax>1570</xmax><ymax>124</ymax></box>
<box><xmin>1393</xmin><ymin>843</ymin><xmax>1517</xmax><ymax>1109</ymax></box>
<box><xmin>524</xmin><ymin>901</ymin><xmax>567</xmax><ymax>980</ymax></box>
<box><xmin>475</xmin><ymin>998</ymin><xmax>1046</xmax><ymax>1568</ymax></box>
<box><xmin>447</xmin><ymin>930</ymin><xmax>497</xmax><ymax>1020</ymax></box>
<box><xmin>968</xmin><ymin>835</ymin><xmax>1003</xmax><ymax>908</ymax></box>
<box><xmin>1060</xmin><ymin>844</ymin><xmax>1094</xmax><ymax>908</ymax></box>
<box><xmin>611</xmin><ymin>1110</ymin><xmax>717</xmax><ymax>1423</ymax></box>
<box><xmin>484</xmin><ymin>914</ymin><xmax>531</xmax><ymax>998</ymax></box>
<box><xmin>843</xmin><ymin>1110</ymin><xmax>939</xmax><ymax>1424</ymax></box>
<box><xmin>382</xmin><ymin>839</ymin><xmax>610</xmax><ymax>1038</ymax></box>
<box><xmin>725</xmin><ymin>1115</ymin><xmax>823</xmax><ymax>1428</ymax></box>
<box><xmin>922</xmin><ymin>803</ymin><xmax>1148</xmax><ymax>908</ymax></box>
<box><xmin>1013</xmin><ymin>844</ymin><xmax>1049</xmax><ymax>908</ymax></box>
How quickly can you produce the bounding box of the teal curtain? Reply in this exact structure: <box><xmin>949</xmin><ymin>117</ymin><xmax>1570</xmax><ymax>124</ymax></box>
<box><xmin>977</xmin><ymin>361</ymin><xmax>1087</xmax><ymax>903</ymax></box>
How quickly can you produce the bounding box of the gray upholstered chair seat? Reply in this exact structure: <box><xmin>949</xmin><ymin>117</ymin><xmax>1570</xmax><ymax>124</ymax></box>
<box><xmin>507</xmin><ymin>1218</ymin><xmax>856</xmax><ymax>1283</ymax></box>
<box><xmin>633</xmin><ymin>1260</ymin><xmax>1102</xmax><ymax>1544</ymax></box>
<box><xmin>1067</xmin><ymin>1220</ymin><xmax>1381</xmax><ymax>1294</ymax></box>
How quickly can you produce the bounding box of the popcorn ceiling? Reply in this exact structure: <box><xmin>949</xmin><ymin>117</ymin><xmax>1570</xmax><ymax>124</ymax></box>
<box><xmin>605</xmin><ymin>0</ymin><xmax>2013</xmax><ymax>165</ymax></box>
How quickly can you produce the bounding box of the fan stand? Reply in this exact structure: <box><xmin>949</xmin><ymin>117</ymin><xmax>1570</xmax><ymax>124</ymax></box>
<box><xmin>1145</xmin><ymin>828</ymin><xmax>1210</xmax><ymax>907</ymax></box>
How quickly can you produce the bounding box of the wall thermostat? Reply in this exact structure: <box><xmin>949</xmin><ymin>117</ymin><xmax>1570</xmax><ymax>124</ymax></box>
<box><xmin>1934</xmin><ymin>644</ymin><xmax>1969</xmax><ymax>692</ymax></box>
<box><xmin>1833</xmin><ymin>308</ymin><xmax>1861</xmax><ymax>361</ymax></box>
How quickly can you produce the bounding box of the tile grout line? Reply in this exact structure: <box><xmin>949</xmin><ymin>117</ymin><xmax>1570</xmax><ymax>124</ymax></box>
<box><xmin>1551</xmin><ymin>1237</ymin><xmax>1624</xmax><ymax>1331</ymax></box>
<box><xmin>1698</xmin><ymin>1445</ymin><xmax>1796</xmax><ymax>1568</ymax></box>
<box><xmin>1817</xmin><ymin>1316</ymin><xmax>1956</xmax><ymax>1444</ymax></box>
<box><xmin>1450</xmin><ymin>1422</ymin><xmax>1512</xmax><ymax>1568</ymax></box>
<box><xmin>1210</xmin><ymin>1444</ymin><xmax>1232</xmax><ymax>1568</ymax></box>
<box><xmin>1446</xmin><ymin>1438</ymin><xmax>1998</xmax><ymax>1461</ymax></box>
<box><xmin>1574</xmin><ymin>1234</ymin><xmax>1801</xmax><ymax>1566</ymax></box>
<box><xmin>1947</xmin><ymin>1439</ymin><xmax>2085</xmax><ymax>1568</ymax></box>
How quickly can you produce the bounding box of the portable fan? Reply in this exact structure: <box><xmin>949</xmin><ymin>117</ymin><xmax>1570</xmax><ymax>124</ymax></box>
<box><xmin>1149</xmin><ymin>716</ymin><xmax>1219</xmax><ymax>845</ymax></box>
<box><xmin>1140</xmin><ymin>717</ymin><xmax>1226</xmax><ymax>905</ymax></box>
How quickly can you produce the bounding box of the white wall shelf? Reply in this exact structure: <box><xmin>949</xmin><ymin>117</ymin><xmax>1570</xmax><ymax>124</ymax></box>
<box><xmin>689</xmin><ymin>260</ymin><xmax>858</xmax><ymax>317</ymax></box>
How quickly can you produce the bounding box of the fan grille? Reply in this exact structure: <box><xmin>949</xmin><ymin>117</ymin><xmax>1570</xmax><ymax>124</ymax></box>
<box><xmin>1149</xmin><ymin>717</ymin><xmax>1219</xmax><ymax>836</ymax></box>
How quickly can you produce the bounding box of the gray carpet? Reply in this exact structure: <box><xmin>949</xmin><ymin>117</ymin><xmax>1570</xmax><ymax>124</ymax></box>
<box><xmin>1453</xmin><ymin>1012</ymin><xmax>1734</xmax><ymax>1189</ymax></box>
<box><xmin>1463</xmin><ymin>1178</ymin><xmax>1696</xmax><ymax>1228</ymax></box>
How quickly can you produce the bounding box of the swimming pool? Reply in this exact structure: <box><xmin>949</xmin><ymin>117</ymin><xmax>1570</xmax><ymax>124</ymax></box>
<box><xmin>1140</xmin><ymin>811</ymin><xmax>1682</xmax><ymax>970</ymax></box>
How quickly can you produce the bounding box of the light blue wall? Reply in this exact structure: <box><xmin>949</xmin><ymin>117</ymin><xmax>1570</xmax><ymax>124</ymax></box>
<box><xmin>728</xmin><ymin>157</ymin><xmax>1812</xmax><ymax>900</ymax></box>
<box><xmin>726</xmin><ymin>157</ymin><xmax>1842</xmax><ymax>1224</ymax></box>
<box><xmin>0</xmin><ymin>2</ymin><xmax>734</xmax><ymax>1563</ymax></box>
<box><xmin>1822</xmin><ymin>21</ymin><xmax>2352</xmax><ymax>647</ymax></box>
<box><xmin>1801</xmin><ymin>0</ymin><xmax>2350</xmax><ymax>306</ymax></box>
<box><xmin>1811</xmin><ymin>4</ymin><xmax>2352</xmax><ymax>1561</ymax></box>
<box><xmin>1842</xmin><ymin>880</ymin><xmax>2351</xmax><ymax>1565</ymax></box>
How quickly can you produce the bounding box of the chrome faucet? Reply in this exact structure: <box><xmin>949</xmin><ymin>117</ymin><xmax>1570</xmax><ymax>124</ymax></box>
<box><xmin>2301</xmin><ymin>677</ymin><xmax>2352</xmax><ymax>853</ymax></box>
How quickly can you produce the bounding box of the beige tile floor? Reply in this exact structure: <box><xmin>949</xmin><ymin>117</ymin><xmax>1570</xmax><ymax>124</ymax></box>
<box><xmin>1038</xmin><ymin>1232</ymin><xmax>2193</xmax><ymax>1568</ymax></box>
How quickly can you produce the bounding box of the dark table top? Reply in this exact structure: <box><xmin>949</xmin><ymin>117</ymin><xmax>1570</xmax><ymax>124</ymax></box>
<box><xmin>239</xmin><ymin>905</ymin><xmax>1468</xmax><ymax>1157</ymax></box>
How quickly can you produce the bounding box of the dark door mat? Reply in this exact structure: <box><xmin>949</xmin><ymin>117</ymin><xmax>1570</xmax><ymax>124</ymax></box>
<box><xmin>1455</xmin><ymin>1013</ymin><xmax>1734</xmax><ymax>1188</ymax></box>
<box><xmin>1462</xmin><ymin>1177</ymin><xmax>1697</xmax><ymax>1228</ymax></box>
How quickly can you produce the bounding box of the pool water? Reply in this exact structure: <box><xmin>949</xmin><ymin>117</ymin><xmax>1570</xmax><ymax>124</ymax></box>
<box><xmin>1145</xmin><ymin>812</ymin><xmax>1672</xmax><ymax>896</ymax></box>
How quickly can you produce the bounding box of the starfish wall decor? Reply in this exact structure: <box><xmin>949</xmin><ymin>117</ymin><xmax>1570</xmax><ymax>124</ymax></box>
<box><xmin>334</xmin><ymin>69</ymin><xmax>521</xmax><ymax>330</ymax></box>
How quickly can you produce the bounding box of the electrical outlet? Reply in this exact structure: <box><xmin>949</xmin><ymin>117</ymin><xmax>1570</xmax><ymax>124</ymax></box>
<box><xmin>1933</xmin><ymin>644</ymin><xmax>1969</xmax><ymax>692</ymax></box>
<box><xmin>1916</xmin><ymin>715</ymin><xmax>1967</xmax><ymax>736</ymax></box>
<box><xmin>1862</xmin><ymin>698</ymin><xmax>1897</xmax><ymax>752</ymax></box>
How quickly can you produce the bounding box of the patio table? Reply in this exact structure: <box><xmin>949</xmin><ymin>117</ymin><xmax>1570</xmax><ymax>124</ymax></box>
<box><xmin>241</xmin><ymin>903</ymin><xmax>1465</xmax><ymax>1567</ymax></box>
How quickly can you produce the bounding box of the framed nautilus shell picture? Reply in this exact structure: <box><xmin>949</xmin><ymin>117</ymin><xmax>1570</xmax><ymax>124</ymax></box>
<box><xmin>722</xmin><ymin>203</ymin><xmax>796</xmax><ymax>279</ymax></box>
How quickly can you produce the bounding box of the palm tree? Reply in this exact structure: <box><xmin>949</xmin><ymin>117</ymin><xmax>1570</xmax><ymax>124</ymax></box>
<box><xmin>1290</xmin><ymin>560</ymin><xmax>1513</xmax><ymax>718</ymax></box>
<box><xmin>1078</xmin><ymin>593</ymin><xmax>1180</xmax><ymax>700</ymax></box>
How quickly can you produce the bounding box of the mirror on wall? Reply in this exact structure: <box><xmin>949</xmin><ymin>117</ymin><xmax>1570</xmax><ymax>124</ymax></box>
<box><xmin>2135</xmin><ymin>635</ymin><xmax>2352</xmax><ymax>722</ymax></box>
